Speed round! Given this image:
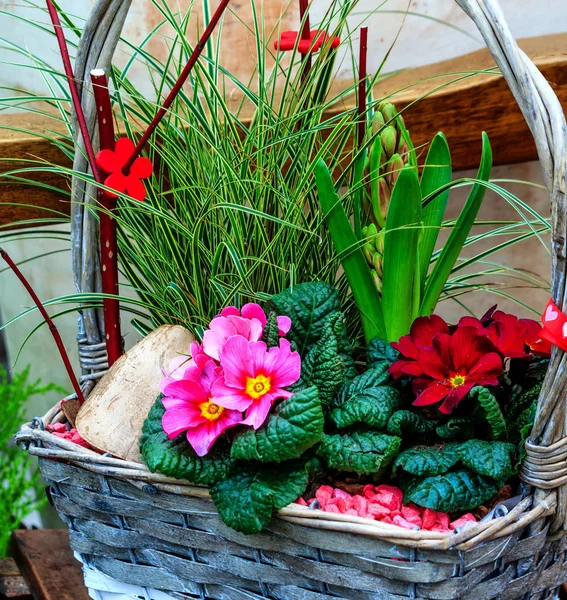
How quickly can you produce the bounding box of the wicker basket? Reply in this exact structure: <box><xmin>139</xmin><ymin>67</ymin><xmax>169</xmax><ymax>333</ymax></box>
<box><xmin>16</xmin><ymin>0</ymin><xmax>567</xmax><ymax>598</ymax></box>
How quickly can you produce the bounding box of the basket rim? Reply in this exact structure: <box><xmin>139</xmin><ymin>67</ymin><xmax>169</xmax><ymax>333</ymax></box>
<box><xmin>16</xmin><ymin>403</ymin><xmax>557</xmax><ymax>552</ymax></box>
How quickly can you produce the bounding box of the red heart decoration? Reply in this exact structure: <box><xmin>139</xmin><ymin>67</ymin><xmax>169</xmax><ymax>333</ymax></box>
<box><xmin>540</xmin><ymin>298</ymin><xmax>567</xmax><ymax>351</ymax></box>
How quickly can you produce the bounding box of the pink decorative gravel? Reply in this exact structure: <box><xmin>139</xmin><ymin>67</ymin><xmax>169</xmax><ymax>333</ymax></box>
<box><xmin>47</xmin><ymin>423</ymin><xmax>90</xmax><ymax>449</ymax></box>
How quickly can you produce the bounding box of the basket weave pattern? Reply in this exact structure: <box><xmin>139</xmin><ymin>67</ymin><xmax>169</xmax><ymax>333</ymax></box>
<box><xmin>16</xmin><ymin>0</ymin><xmax>567</xmax><ymax>598</ymax></box>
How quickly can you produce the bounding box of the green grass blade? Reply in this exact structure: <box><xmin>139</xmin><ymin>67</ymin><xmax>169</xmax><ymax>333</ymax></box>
<box><xmin>420</xmin><ymin>132</ymin><xmax>493</xmax><ymax>316</ymax></box>
<box><xmin>315</xmin><ymin>159</ymin><xmax>386</xmax><ymax>342</ymax></box>
<box><xmin>418</xmin><ymin>132</ymin><xmax>452</xmax><ymax>286</ymax></box>
<box><xmin>381</xmin><ymin>165</ymin><xmax>423</xmax><ymax>342</ymax></box>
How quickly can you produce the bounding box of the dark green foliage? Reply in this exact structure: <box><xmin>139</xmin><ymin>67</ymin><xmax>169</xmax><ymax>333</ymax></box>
<box><xmin>387</xmin><ymin>410</ymin><xmax>437</xmax><ymax>437</ymax></box>
<box><xmin>230</xmin><ymin>387</ymin><xmax>323</xmax><ymax>463</ymax></box>
<box><xmin>367</xmin><ymin>337</ymin><xmax>399</xmax><ymax>369</ymax></box>
<box><xmin>470</xmin><ymin>386</ymin><xmax>507</xmax><ymax>440</ymax></box>
<box><xmin>393</xmin><ymin>444</ymin><xmax>460</xmax><ymax>477</ymax></box>
<box><xmin>455</xmin><ymin>440</ymin><xmax>515</xmax><ymax>480</ymax></box>
<box><xmin>330</xmin><ymin>386</ymin><xmax>399</xmax><ymax>430</ymax></box>
<box><xmin>210</xmin><ymin>461</ymin><xmax>310</xmax><ymax>534</ymax></box>
<box><xmin>262</xmin><ymin>311</ymin><xmax>281</xmax><ymax>348</ymax></box>
<box><xmin>436</xmin><ymin>417</ymin><xmax>476</xmax><ymax>441</ymax></box>
<box><xmin>404</xmin><ymin>471</ymin><xmax>498</xmax><ymax>512</ymax></box>
<box><xmin>270</xmin><ymin>282</ymin><xmax>341</xmax><ymax>353</ymax></box>
<box><xmin>317</xmin><ymin>432</ymin><xmax>401</xmax><ymax>475</ymax></box>
<box><xmin>140</xmin><ymin>396</ymin><xmax>234</xmax><ymax>486</ymax></box>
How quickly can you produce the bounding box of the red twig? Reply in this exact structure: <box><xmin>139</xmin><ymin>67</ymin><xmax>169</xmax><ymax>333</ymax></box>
<box><xmin>0</xmin><ymin>248</ymin><xmax>85</xmax><ymax>404</ymax></box>
<box><xmin>123</xmin><ymin>0</ymin><xmax>231</xmax><ymax>172</ymax></box>
<box><xmin>357</xmin><ymin>27</ymin><xmax>368</xmax><ymax>149</ymax></box>
<box><xmin>45</xmin><ymin>0</ymin><xmax>102</xmax><ymax>186</ymax></box>
<box><xmin>299</xmin><ymin>0</ymin><xmax>312</xmax><ymax>73</ymax></box>
<box><xmin>91</xmin><ymin>69</ymin><xmax>122</xmax><ymax>367</ymax></box>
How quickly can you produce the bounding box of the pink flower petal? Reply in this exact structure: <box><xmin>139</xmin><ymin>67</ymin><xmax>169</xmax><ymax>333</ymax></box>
<box><xmin>241</xmin><ymin>303</ymin><xmax>267</xmax><ymax>327</ymax></box>
<box><xmin>185</xmin><ymin>409</ymin><xmax>243</xmax><ymax>456</ymax></box>
<box><xmin>219</xmin><ymin>335</ymin><xmax>253</xmax><ymax>386</ymax></box>
<box><xmin>269</xmin><ymin>339</ymin><xmax>301</xmax><ymax>388</ymax></box>
<box><xmin>162</xmin><ymin>407</ymin><xmax>203</xmax><ymax>439</ymax></box>
<box><xmin>220</xmin><ymin>306</ymin><xmax>240</xmax><ymax>317</ymax></box>
<box><xmin>211</xmin><ymin>376</ymin><xmax>253</xmax><ymax>411</ymax></box>
<box><xmin>163</xmin><ymin>379</ymin><xmax>207</xmax><ymax>404</ymax></box>
<box><xmin>277</xmin><ymin>315</ymin><xmax>292</xmax><ymax>336</ymax></box>
<box><xmin>242</xmin><ymin>395</ymin><xmax>273</xmax><ymax>429</ymax></box>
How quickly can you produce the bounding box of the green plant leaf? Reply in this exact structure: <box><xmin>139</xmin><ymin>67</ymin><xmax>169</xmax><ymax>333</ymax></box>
<box><xmin>140</xmin><ymin>396</ymin><xmax>233</xmax><ymax>485</ymax></box>
<box><xmin>418</xmin><ymin>132</ymin><xmax>452</xmax><ymax>287</ymax></box>
<box><xmin>330</xmin><ymin>386</ymin><xmax>400</xmax><ymax>430</ymax></box>
<box><xmin>210</xmin><ymin>460</ymin><xmax>309</xmax><ymax>534</ymax></box>
<box><xmin>367</xmin><ymin>337</ymin><xmax>399</xmax><ymax>369</ymax></box>
<box><xmin>230</xmin><ymin>386</ymin><xmax>323</xmax><ymax>463</ymax></box>
<box><xmin>261</xmin><ymin>311</ymin><xmax>280</xmax><ymax>348</ymax></box>
<box><xmin>436</xmin><ymin>417</ymin><xmax>476</xmax><ymax>441</ymax></box>
<box><xmin>404</xmin><ymin>471</ymin><xmax>497</xmax><ymax>512</ymax></box>
<box><xmin>393</xmin><ymin>444</ymin><xmax>460</xmax><ymax>477</ymax></box>
<box><xmin>387</xmin><ymin>410</ymin><xmax>437</xmax><ymax>437</ymax></box>
<box><xmin>316</xmin><ymin>432</ymin><xmax>401</xmax><ymax>475</ymax></box>
<box><xmin>335</xmin><ymin>363</ymin><xmax>390</xmax><ymax>406</ymax></box>
<box><xmin>420</xmin><ymin>132</ymin><xmax>493</xmax><ymax>315</ymax></box>
<box><xmin>270</xmin><ymin>281</ymin><xmax>341</xmax><ymax>353</ymax></box>
<box><xmin>506</xmin><ymin>382</ymin><xmax>542</xmax><ymax>429</ymax></box>
<box><xmin>315</xmin><ymin>159</ymin><xmax>386</xmax><ymax>342</ymax></box>
<box><xmin>381</xmin><ymin>165</ymin><xmax>423</xmax><ymax>342</ymax></box>
<box><xmin>456</xmin><ymin>440</ymin><xmax>516</xmax><ymax>480</ymax></box>
<box><xmin>299</xmin><ymin>313</ymin><xmax>346</xmax><ymax>406</ymax></box>
<box><xmin>470</xmin><ymin>386</ymin><xmax>507</xmax><ymax>440</ymax></box>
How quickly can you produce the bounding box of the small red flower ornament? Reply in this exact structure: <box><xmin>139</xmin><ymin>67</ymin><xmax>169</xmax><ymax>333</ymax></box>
<box><xmin>274</xmin><ymin>30</ymin><xmax>340</xmax><ymax>54</ymax></box>
<box><xmin>96</xmin><ymin>137</ymin><xmax>153</xmax><ymax>202</ymax></box>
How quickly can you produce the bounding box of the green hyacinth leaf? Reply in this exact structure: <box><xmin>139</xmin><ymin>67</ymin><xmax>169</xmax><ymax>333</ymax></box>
<box><xmin>140</xmin><ymin>396</ymin><xmax>234</xmax><ymax>486</ymax></box>
<box><xmin>405</xmin><ymin>471</ymin><xmax>497</xmax><ymax>513</ymax></box>
<box><xmin>230</xmin><ymin>386</ymin><xmax>323</xmax><ymax>463</ymax></box>
<box><xmin>210</xmin><ymin>461</ymin><xmax>309</xmax><ymax>534</ymax></box>
<box><xmin>316</xmin><ymin>432</ymin><xmax>401</xmax><ymax>475</ymax></box>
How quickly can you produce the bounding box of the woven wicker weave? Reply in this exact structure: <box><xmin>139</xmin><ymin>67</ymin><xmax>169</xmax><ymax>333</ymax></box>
<box><xmin>16</xmin><ymin>0</ymin><xmax>567</xmax><ymax>598</ymax></box>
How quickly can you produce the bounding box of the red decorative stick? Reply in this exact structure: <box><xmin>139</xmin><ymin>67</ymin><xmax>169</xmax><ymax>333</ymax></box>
<box><xmin>45</xmin><ymin>0</ymin><xmax>102</xmax><ymax>186</ymax></box>
<box><xmin>123</xmin><ymin>0</ymin><xmax>231</xmax><ymax>172</ymax></box>
<box><xmin>299</xmin><ymin>0</ymin><xmax>312</xmax><ymax>73</ymax></box>
<box><xmin>0</xmin><ymin>248</ymin><xmax>85</xmax><ymax>404</ymax></box>
<box><xmin>91</xmin><ymin>69</ymin><xmax>122</xmax><ymax>367</ymax></box>
<box><xmin>357</xmin><ymin>26</ymin><xmax>368</xmax><ymax>149</ymax></box>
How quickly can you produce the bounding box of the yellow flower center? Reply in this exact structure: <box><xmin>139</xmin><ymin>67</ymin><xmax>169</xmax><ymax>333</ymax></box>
<box><xmin>199</xmin><ymin>400</ymin><xmax>225</xmax><ymax>421</ymax></box>
<box><xmin>245</xmin><ymin>374</ymin><xmax>272</xmax><ymax>400</ymax></box>
<box><xmin>450</xmin><ymin>374</ymin><xmax>466</xmax><ymax>387</ymax></box>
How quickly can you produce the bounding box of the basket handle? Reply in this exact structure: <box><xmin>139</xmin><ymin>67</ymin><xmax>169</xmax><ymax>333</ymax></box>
<box><xmin>456</xmin><ymin>0</ymin><xmax>567</xmax><ymax>527</ymax></box>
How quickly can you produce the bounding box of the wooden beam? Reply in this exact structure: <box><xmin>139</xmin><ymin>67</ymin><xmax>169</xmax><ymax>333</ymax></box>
<box><xmin>1</xmin><ymin>33</ymin><xmax>566</xmax><ymax>228</ymax></box>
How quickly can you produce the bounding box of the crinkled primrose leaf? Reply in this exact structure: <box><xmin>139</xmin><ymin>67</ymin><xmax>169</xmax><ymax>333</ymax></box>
<box><xmin>230</xmin><ymin>386</ymin><xmax>323</xmax><ymax>463</ymax></box>
<box><xmin>436</xmin><ymin>417</ymin><xmax>476</xmax><ymax>441</ymax></box>
<box><xmin>270</xmin><ymin>281</ymin><xmax>341</xmax><ymax>353</ymax></box>
<box><xmin>393</xmin><ymin>444</ymin><xmax>460</xmax><ymax>477</ymax></box>
<box><xmin>330</xmin><ymin>385</ymin><xmax>399</xmax><ymax>430</ymax></box>
<box><xmin>140</xmin><ymin>396</ymin><xmax>234</xmax><ymax>486</ymax></box>
<box><xmin>316</xmin><ymin>432</ymin><xmax>401</xmax><ymax>475</ymax></box>
<box><xmin>456</xmin><ymin>439</ymin><xmax>516</xmax><ymax>481</ymax></box>
<box><xmin>335</xmin><ymin>364</ymin><xmax>390</xmax><ymax>406</ymax></box>
<box><xmin>210</xmin><ymin>460</ymin><xmax>310</xmax><ymax>534</ymax></box>
<box><xmin>470</xmin><ymin>386</ymin><xmax>507</xmax><ymax>441</ymax></box>
<box><xmin>367</xmin><ymin>337</ymin><xmax>399</xmax><ymax>369</ymax></box>
<box><xmin>387</xmin><ymin>410</ymin><xmax>437</xmax><ymax>437</ymax></box>
<box><xmin>405</xmin><ymin>471</ymin><xmax>497</xmax><ymax>513</ymax></box>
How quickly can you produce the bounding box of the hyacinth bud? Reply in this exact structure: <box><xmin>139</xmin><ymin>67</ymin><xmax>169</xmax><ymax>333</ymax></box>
<box><xmin>378</xmin><ymin>177</ymin><xmax>391</xmax><ymax>222</ymax></box>
<box><xmin>367</xmin><ymin>222</ymin><xmax>378</xmax><ymax>239</ymax></box>
<box><xmin>363</xmin><ymin>242</ymin><xmax>374</xmax><ymax>265</ymax></box>
<box><xmin>379</xmin><ymin>102</ymin><xmax>397</xmax><ymax>123</ymax></box>
<box><xmin>361</xmin><ymin>225</ymin><xmax>369</xmax><ymax>238</ymax></box>
<box><xmin>381</xmin><ymin>126</ymin><xmax>397</xmax><ymax>158</ymax></box>
<box><xmin>371</xmin><ymin>268</ymin><xmax>382</xmax><ymax>293</ymax></box>
<box><xmin>375</xmin><ymin>232</ymin><xmax>384</xmax><ymax>255</ymax></box>
<box><xmin>372</xmin><ymin>110</ymin><xmax>385</xmax><ymax>135</ymax></box>
<box><xmin>387</xmin><ymin>154</ymin><xmax>404</xmax><ymax>189</ymax></box>
<box><xmin>372</xmin><ymin>252</ymin><xmax>383</xmax><ymax>277</ymax></box>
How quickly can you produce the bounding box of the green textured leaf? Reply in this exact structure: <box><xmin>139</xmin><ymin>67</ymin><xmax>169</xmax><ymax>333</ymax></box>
<box><xmin>418</xmin><ymin>132</ymin><xmax>452</xmax><ymax>288</ymax></box>
<box><xmin>270</xmin><ymin>281</ymin><xmax>341</xmax><ymax>353</ymax></box>
<box><xmin>315</xmin><ymin>159</ymin><xmax>386</xmax><ymax>342</ymax></box>
<box><xmin>300</xmin><ymin>313</ymin><xmax>345</xmax><ymax>405</ymax></box>
<box><xmin>436</xmin><ymin>417</ymin><xmax>476</xmax><ymax>441</ymax></box>
<box><xmin>387</xmin><ymin>410</ymin><xmax>437</xmax><ymax>437</ymax></box>
<box><xmin>330</xmin><ymin>386</ymin><xmax>399</xmax><ymax>430</ymax></box>
<box><xmin>316</xmin><ymin>432</ymin><xmax>401</xmax><ymax>475</ymax></box>
<box><xmin>262</xmin><ymin>311</ymin><xmax>280</xmax><ymax>348</ymax></box>
<box><xmin>506</xmin><ymin>382</ymin><xmax>542</xmax><ymax>428</ymax></box>
<box><xmin>420</xmin><ymin>132</ymin><xmax>493</xmax><ymax>316</ymax></box>
<box><xmin>382</xmin><ymin>166</ymin><xmax>423</xmax><ymax>342</ymax></box>
<box><xmin>140</xmin><ymin>396</ymin><xmax>233</xmax><ymax>485</ymax></box>
<box><xmin>456</xmin><ymin>440</ymin><xmax>516</xmax><ymax>480</ymax></box>
<box><xmin>405</xmin><ymin>471</ymin><xmax>497</xmax><ymax>512</ymax></box>
<box><xmin>231</xmin><ymin>386</ymin><xmax>323</xmax><ymax>463</ymax></box>
<box><xmin>393</xmin><ymin>444</ymin><xmax>460</xmax><ymax>477</ymax></box>
<box><xmin>470</xmin><ymin>386</ymin><xmax>507</xmax><ymax>440</ymax></box>
<box><xmin>335</xmin><ymin>363</ymin><xmax>390</xmax><ymax>406</ymax></box>
<box><xmin>210</xmin><ymin>461</ymin><xmax>309</xmax><ymax>534</ymax></box>
<box><xmin>367</xmin><ymin>337</ymin><xmax>399</xmax><ymax>369</ymax></box>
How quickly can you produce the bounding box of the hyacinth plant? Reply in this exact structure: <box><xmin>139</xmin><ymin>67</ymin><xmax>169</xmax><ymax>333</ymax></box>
<box><xmin>141</xmin><ymin>281</ymin><xmax>550</xmax><ymax>533</ymax></box>
<box><xmin>0</xmin><ymin>0</ymin><xmax>551</xmax><ymax>352</ymax></box>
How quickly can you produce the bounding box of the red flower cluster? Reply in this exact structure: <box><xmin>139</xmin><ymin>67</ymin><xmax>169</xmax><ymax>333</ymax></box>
<box><xmin>389</xmin><ymin>311</ymin><xmax>550</xmax><ymax>415</ymax></box>
<box><xmin>274</xmin><ymin>30</ymin><xmax>340</xmax><ymax>54</ymax></box>
<box><xmin>47</xmin><ymin>423</ymin><xmax>90</xmax><ymax>449</ymax></box>
<box><xmin>297</xmin><ymin>484</ymin><xmax>476</xmax><ymax>531</ymax></box>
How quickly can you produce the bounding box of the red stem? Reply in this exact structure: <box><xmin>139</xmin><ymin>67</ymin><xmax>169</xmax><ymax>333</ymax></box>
<box><xmin>357</xmin><ymin>26</ymin><xmax>368</xmax><ymax>149</ymax></box>
<box><xmin>123</xmin><ymin>0</ymin><xmax>231</xmax><ymax>172</ymax></box>
<box><xmin>45</xmin><ymin>0</ymin><xmax>102</xmax><ymax>186</ymax></box>
<box><xmin>1</xmin><ymin>248</ymin><xmax>85</xmax><ymax>404</ymax></box>
<box><xmin>299</xmin><ymin>0</ymin><xmax>312</xmax><ymax>75</ymax></box>
<box><xmin>91</xmin><ymin>70</ymin><xmax>122</xmax><ymax>367</ymax></box>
